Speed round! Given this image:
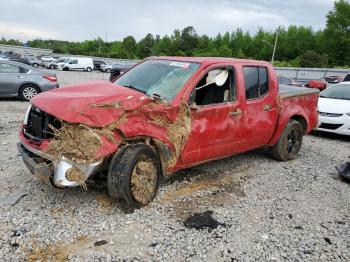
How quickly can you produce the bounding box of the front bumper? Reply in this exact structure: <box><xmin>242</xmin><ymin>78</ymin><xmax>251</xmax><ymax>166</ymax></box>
<box><xmin>315</xmin><ymin>114</ymin><xmax>350</xmax><ymax>136</ymax></box>
<box><xmin>17</xmin><ymin>142</ymin><xmax>102</xmax><ymax>187</ymax></box>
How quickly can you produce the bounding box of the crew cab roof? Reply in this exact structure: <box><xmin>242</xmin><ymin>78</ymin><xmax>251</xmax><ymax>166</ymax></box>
<box><xmin>149</xmin><ymin>56</ymin><xmax>271</xmax><ymax>67</ymax></box>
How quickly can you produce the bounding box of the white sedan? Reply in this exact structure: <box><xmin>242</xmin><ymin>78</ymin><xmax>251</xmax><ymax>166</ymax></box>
<box><xmin>316</xmin><ymin>83</ymin><xmax>350</xmax><ymax>136</ymax></box>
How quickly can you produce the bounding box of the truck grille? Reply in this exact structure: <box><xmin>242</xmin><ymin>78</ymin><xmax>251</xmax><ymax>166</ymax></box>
<box><xmin>24</xmin><ymin>106</ymin><xmax>61</xmax><ymax>141</ymax></box>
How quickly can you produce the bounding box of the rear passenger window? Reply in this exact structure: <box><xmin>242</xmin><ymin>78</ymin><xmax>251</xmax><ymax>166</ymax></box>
<box><xmin>19</xmin><ymin>67</ymin><xmax>29</xmax><ymax>73</ymax></box>
<box><xmin>243</xmin><ymin>66</ymin><xmax>269</xmax><ymax>99</ymax></box>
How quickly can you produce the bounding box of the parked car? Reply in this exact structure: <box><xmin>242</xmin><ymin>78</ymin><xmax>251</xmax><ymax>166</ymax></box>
<box><xmin>93</xmin><ymin>60</ymin><xmax>108</xmax><ymax>71</ymax></box>
<box><xmin>27</xmin><ymin>58</ymin><xmax>42</xmax><ymax>68</ymax></box>
<box><xmin>109</xmin><ymin>64</ymin><xmax>134</xmax><ymax>81</ymax></box>
<box><xmin>100</xmin><ymin>63</ymin><xmax>112</xmax><ymax>72</ymax></box>
<box><xmin>57</xmin><ymin>57</ymin><xmax>94</xmax><ymax>72</ymax></box>
<box><xmin>277</xmin><ymin>76</ymin><xmax>303</xmax><ymax>87</ymax></box>
<box><xmin>9</xmin><ymin>57</ymin><xmax>31</xmax><ymax>65</ymax></box>
<box><xmin>40</xmin><ymin>56</ymin><xmax>55</xmax><ymax>62</ymax></box>
<box><xmin>306</xmin><ymin>75</ymin><xmax>346</xmax><ymax>91</ymax></box>
<box><xmin>306</xmin><ymin>78</ymin><xmax>327</xmax><ymax>91</ymax></box>
<box><xmin>18</xmin><ymin>57</ymin><xmax>319</xmax><ymax>212</ymax></box>
<box><xmin>0</xmin><ymin>60</ymin><xmax>58</xmax><ymax>101</ymax></box>
<box><xmin>316</xmin><ymin>82</ymin><xmax>350</xmax><ymax>136</ymax></box>
<box><xmin>44</xmin><ymin>57</ymin><xmax>69</xmax><ymax>69</ymax></box>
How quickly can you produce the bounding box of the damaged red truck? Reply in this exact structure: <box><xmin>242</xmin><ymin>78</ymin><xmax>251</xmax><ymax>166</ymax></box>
<box><xmin>18</xmin><ymin>57</ymin><xmax>319</xmax><ymax>211</ymax></box>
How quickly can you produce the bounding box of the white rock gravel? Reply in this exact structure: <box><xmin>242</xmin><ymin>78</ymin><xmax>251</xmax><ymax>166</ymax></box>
<box><xmin>0</xmin><ymin>70</ymin><xmax>349</xmax><ymax>261</ymax></box>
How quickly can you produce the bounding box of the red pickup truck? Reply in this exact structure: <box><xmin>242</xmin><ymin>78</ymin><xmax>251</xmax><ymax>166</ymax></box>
<box><xmin>18</xmin><ymin>57</ymin><xmax>319</xmax><ymax>211</ymax></box>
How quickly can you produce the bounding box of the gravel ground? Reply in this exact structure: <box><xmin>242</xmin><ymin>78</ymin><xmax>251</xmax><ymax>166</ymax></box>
<box><xmin>0</xmin><ymin>70</ymin><xmax>349</xmax><ymax>261</ymax></box>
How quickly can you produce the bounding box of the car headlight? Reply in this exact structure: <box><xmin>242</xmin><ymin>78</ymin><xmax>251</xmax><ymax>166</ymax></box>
<box><xmin>24</xmin><ymin>104</ymin><xmax>32</xmax><ymax>125</ymax></box>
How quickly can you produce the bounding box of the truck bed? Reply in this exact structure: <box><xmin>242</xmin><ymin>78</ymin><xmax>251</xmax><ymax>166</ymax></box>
<box><xmin>278</xmin><ymin>84</ymin><xmax>320</xmax><ymax>98</ymax></box>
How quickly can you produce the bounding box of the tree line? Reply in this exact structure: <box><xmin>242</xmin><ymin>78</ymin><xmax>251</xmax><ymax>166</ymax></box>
<box><xmin>1</xmin><ymin>0</ymin><xmax>349</xmax><ymax>68</ymax></box>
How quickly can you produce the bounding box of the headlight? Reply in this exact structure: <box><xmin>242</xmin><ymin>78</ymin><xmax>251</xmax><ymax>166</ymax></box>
<box><xmin>24</xmin><ymin>104</ymin><xmax>32</xmax><ymax>125</ymax></box>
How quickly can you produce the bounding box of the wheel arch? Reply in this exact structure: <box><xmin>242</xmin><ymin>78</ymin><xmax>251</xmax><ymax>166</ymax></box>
<box><xmin>18</xmin><ymin>82</ymin><xmax>41</xmax><ymax>96</ymax></box>
<box><xmin>114</xmin><ymin>136</ymin><xmax>173</xmax><ymax>178</ymax></box>
<box><xmin>290</xmin><ymin>115</ymin><xmax>308</xmax><ymax>134</ymax></box>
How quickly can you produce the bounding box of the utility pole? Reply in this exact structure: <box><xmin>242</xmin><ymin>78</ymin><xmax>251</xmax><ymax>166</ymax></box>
<box><xmin>271</xmin><ymin>31</ymin><xmax>278</xmax><ymax>64</ymax></box>
<box><xmin>262</xmin><ymin>31</ymin><xmax>279</xmax><ymax>64</ymax></box>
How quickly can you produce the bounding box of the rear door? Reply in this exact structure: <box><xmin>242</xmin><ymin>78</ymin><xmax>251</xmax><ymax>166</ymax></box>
<box><xmin>181</xmin><ymin>64</ymin><xmax>245</xmax><ymax>165</ymax></box>
<box><xmin>239</xmin><ymin>65</ymin><xmax>279</xmax><ymax>151</ymax></box>
<box><xmin>0</xmin><ymin>62</ymin><xmax>27</xmax><ymax>95</ymax></box>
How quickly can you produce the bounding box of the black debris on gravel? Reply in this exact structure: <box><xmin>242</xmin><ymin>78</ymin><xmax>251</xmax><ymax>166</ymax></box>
<box><xmin>94</xmin><ymin>240</ymin><xmax>108</xmax><ymax>247</ymax></box>
<box><xmin>324</xmin><ymin>237</ymin><xmax>332</xmax><ymax>245</ymax></box>
<box><xmin>183</xmin><ymin>210</ymin><xmax>226</xmax><ymax>230</ymax></box>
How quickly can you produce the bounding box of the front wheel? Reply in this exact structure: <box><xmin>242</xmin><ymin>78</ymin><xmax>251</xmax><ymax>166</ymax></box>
<box><xmin>86</xmin><ymin>67</ymin><xmax>92</xmax><ymax>72</ymax></box>
<box><xmin>106</xmin><ymin>68</ymin><xmax>111</xmax><ymax>73</ymax></box>
<box><xmin>270</xmin><ymin>120</ymin><xmax>303</xmax><ymax>161</ymax></box>
<box><xmin>107</xmin><ymin>144</ymin><xmax>161</xmax><ymax>212</ymax></box>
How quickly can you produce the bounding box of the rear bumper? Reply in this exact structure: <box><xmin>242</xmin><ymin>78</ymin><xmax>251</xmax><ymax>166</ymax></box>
<box><xmin>17</xmin><ymin>141</ymin><xmax>102</xmax><ymax>187</ymax></box>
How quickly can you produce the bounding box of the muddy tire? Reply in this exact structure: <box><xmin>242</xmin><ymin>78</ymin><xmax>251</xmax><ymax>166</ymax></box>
<box><xmin>107</xmin><ymin>144</ymin><xmax>161</xmax><ymax>212</ymax></box>
<box><xmin>270</xmin><ymin>120</ymin><xmax>303</xmax><ymax>161</ymax></box>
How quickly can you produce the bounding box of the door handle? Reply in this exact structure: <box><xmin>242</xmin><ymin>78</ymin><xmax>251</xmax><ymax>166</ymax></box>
<box><xmin>229</xmin><ymin>109</ymin><xmax>242</xmax><ymax>117</ymax></box>
<box><xmin>17</xmin><ymin>76</ymin><xmax>23</xmax><ymax>79</ymax></box>
<box><xmin>263</xmin><ymin>104</ymin><xmax>273</xmax><ymax>111</ymax></box>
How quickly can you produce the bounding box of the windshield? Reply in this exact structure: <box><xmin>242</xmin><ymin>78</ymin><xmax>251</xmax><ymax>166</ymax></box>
<box><xmin>321</xmin><ymin>84</ymin><xmax>350</xmax><ymax>100</ymax></box>
<box><xmin>114</xmin><ymin>59</ymin><xmax>200</xmax><ymax>101</ymax></box>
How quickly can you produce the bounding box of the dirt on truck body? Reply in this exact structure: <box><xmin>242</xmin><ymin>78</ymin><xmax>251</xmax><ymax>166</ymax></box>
<box><xmin>18</xmin><ymin>57</ymin><xmax>319</xmax><ymax>211</ymax></box>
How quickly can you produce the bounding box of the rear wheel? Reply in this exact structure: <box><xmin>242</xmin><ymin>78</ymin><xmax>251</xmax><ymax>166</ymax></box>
<box><xmin>108</xmin><ymin>144</ymin><xmax>161</xmax><ymax>212</ymax></box>
<box><xmin>106</xmin><ymin>68</ymin><xmax>111</xmax><ymax>73</ymax></box>
<box><xmin>33</xmin><ymin>63</ymin><xmax>38</xmax><ymax>68</ymax></box>
<box><xmin>50</xmin><ymin>65</ymin><xmax>55</xmax><ymax>69</ymax></box>
<box><xmin>19</xmin><ymin>84</ymin><xmax>40</xmax><ymax>101</ymax></box>
<box><xmin>270</xmin><ymin>120</ymin><xmax>303</xmax><ymax>161</ymax></box>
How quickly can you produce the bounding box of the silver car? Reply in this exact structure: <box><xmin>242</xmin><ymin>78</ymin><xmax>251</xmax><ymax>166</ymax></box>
<box><xmin>0</xmin><ymin>60</ymin><xmax>59</xmax><ymax>101</ymax></box>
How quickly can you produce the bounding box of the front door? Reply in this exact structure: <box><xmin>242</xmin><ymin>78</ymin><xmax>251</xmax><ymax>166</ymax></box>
<box><xmin>181</xmin><ymin>65</ymin><xmax>245</xmax><ymax>166</ymax></box>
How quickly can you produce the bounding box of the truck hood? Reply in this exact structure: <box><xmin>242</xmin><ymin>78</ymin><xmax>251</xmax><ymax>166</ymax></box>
<box><xmin>31</xmin><ymin>81</ymin><xmax>162</xmax><ymax>127</ymax></box>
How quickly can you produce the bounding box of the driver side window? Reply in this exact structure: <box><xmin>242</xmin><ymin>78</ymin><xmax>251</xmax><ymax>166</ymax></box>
<box><xmin>191</xmin><ymin>67</ymin><xmax>235</xmax><ymax>106</ymax></box>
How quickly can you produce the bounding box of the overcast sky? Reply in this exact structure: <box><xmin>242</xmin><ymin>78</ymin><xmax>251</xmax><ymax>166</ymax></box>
<box><xmin>0</xmin><ymin>0</ymin><xmax>334</xmax><ymax>42</ymax></box>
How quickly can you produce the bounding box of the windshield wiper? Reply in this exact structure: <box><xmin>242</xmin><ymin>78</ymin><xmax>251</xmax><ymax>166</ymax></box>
<box><xmin>123</xmin><ymin>85</ymin><xmax>147</xmax><ymax>94</ymax></box>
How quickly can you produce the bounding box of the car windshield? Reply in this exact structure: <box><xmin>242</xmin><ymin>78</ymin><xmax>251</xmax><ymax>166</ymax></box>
<box><xmin>114</xmin><ymin>59</ymin><xmax>200</xmax><ymax>101</ymax></box>
<box><xmin>320</xmin><ymin>84</ymin><xmax>350</xmax><ymax>100</ymax></box>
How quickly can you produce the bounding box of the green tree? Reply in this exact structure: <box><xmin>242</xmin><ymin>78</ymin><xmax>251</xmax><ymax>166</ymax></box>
<box><xmin>299</xmin><ymin>50</ymin><xmax>328</xmax><ymax>67</ymax></box>
<box><xmin>136</xmin><ymin>33</ymin><xmax>155</xmax><ymax>58</ymax></box>
<box><xmin>324</xmin><ymin>0</ymin><xmax>350</xmax><ymax>66</ymax></box>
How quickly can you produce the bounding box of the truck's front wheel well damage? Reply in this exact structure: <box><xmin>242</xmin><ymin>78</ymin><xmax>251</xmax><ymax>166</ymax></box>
<box><xmin>116</xmin><ymin>137</ymin><xmax>172</xmax><ymax>178</ymax></box>
<box><xmin>290</xmin><ymin>115</ymin><xmax>307</xmax><ymax>134</ymax></box>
